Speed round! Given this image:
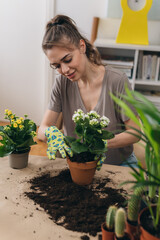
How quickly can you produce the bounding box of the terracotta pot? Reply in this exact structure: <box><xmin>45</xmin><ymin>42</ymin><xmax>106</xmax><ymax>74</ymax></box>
<box><xmin>138</xmin><ymin>205</ymin><xmax>160</xmax><ymax>240</ymax></box>
<box><xmin>9</xmin><ymin>150</ymin><xmax>30</xmax><ymax>169</ymax></box>
<box><xmin>126</xmin><ymin>220</ymin><xmax>138</xmax><ymax>240</ymax></box>
<box><xmin>114</xmin><ymin>232</ymin><xmax>132</xmax><ymax>240</ymax></box>
<box><xmin>101</xmin><ymin>222</ymin><xmax>114</xmax><ymax>240</ymax></box>
<box><xmin>67</xmin><ymin>158</ymin><xmax>97</xmax><ymax>185</ymax></box>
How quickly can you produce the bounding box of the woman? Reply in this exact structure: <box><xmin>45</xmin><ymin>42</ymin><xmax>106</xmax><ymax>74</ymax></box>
<box><xmin>38</xmin><ymin>14</ymin><xmax>140</xmax><ymax>166</ymax></box>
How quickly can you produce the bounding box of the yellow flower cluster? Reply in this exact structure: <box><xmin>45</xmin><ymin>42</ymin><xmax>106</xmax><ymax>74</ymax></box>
<box><xmin>12</xmin><ymin>118</ymin><xmax>24</xmax><ymax>129</ymax></box>
<box><xmin>5</xmin><ymin>109</ymin><xmax>14</xmax><ymax>120</ymax></box>
<box><xmin>4</xmin><ymin>109</ymin><xmax>25</xmax><ymax>129</ymax></box>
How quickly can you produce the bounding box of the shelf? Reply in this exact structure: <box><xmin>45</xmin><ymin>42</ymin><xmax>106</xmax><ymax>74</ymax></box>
<box><xmin>94</xmin><ymin>39</ymin><xmax>160</xmax><ymax>52</ymax></box>
<box><xmin>135</xmin><ymin>80</ymin><xmax>160</xmax><ymax>86</ymax></box>
<box><xmin>145</xmin><ymin>95</ymin><xmax>160</xmax><ymax>103</ymax></box>
<box><xmin>94</xmin><ymin>38</ymin><xmax>160</xmax><ymax>108</ymax></box>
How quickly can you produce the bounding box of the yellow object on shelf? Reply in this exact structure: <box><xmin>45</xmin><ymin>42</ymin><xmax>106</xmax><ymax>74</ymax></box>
<box><xmin>116</xmin><ymin>0</ymin><xmax>153</xmax><ymax>45</ymax></box>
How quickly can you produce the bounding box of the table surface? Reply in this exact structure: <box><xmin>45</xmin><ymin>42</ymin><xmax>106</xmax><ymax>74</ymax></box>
<box><xmin>0</xmin><ymin>155</ymin><xmax>134</xmax><ymax>240</ymax></box>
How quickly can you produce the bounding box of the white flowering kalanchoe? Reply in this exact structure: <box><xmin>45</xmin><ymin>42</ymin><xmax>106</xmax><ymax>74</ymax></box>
<box><xmin>89</xmin><ymin>118</ymin><xmax>99</xmax><ymax>126</ymax></box>
<box><xmin>87</xmin><ymin>110</ymin><xmax>100</xmax><ymax>119</ymax></box>
<box><xmin>100</xmin><ymin>116</ymin><xmax>110</xmax><ymax>128</ymax></box>
<box><xmin>72</xmin><ymin>109</ymin><xmax>110</xmax><ymax>129</ymax></box>
<box><xmin>72</xmin><ymin>109</ymin><xmax>85</xmax><ymax>122</ymax></box>
<box><xmin>65</xmin><ymin>109</ymin><xmax>113</xmax><ymax>170</ymax></box>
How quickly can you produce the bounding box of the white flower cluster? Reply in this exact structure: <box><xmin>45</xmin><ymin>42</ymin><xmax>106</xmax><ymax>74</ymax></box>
<box><xmin>72</xmin><ymin>109</ymin><xmax>110</xmax><ymax>128</ymax></box>
<box><xmin>100</xmin><ymin>116</ymin><xmax>110</xmax><ymax>128</ymax></box>
<box><xmin>87</xmin><ymin>110</ymin><xmax>100</xmax><ymax>119</ymax></box>
<box><xmin>72</xmin><ymin>109</ymin><xmax>85</xmax><ymax>122</ymax></box>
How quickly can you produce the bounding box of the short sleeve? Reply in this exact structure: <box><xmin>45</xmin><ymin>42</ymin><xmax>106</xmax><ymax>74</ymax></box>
<box><xmin>48</xmin><ymin>76</ymin><xmax>62</xmax><ymax>113</ymax></box>
<box><xmin>114</xmin><ymin>73</ymin><xmax>137</xmax><ymax>122</ymax></box>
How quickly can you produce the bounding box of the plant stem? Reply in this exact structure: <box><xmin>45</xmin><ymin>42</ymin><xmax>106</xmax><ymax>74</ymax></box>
<box><xmin>155</xmin><ymin>186</ymin><xmax>160</xmax><ymax>227</ymax></box>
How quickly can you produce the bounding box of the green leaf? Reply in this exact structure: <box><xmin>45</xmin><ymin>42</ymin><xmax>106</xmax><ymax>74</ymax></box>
<box><xmin>16</xmin><ymin>137</ymin><xmax>37</xmax><ymax>148</ymax></box>
<box><xmin>71</xmin><ymin>141</ymin><xmax>88</xmax><ymax>154</ymax></box>
<box><xmin>101</xmin><ymin>130</ymin><xmax>115</xmax><ymax>140</ymax></box>
<box><xmin>75</xmin><ymin>124</ymin><xmax>83</xmax><ymax>137</ymax></box>
<box><xmin>89</xmin><ymin>138</ymin><xmax>106</xmax><ymax>154</ymax></box>
<box><xmin>110</xmin><ymin>93</ymin><xmax>140</xmax><ymax>126</ymax></box>
<box><xmin>0</xmin><ymin>126</ymin><xmax>5</xmax><ymax>132</ymax></box>
<box><xmin>64</xmin><ymin>136</ymin><xmax>76</xmax><ymax>147</ymax></box>
<box><xmin>0</xmin><ymin>145</ymin><xmax>13</xmax><ymax>157</ymax></box>
<box><xmin>150</xmin><ymin>127</ymin><xmax>160</xmax><ymax>142</ymax></box>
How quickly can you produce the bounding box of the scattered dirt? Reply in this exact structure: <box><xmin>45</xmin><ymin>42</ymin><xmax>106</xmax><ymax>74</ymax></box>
<box><xmin>25</xmin><ymin>169</ymin><xmax>127</xmax><ymax>237</ymax></box>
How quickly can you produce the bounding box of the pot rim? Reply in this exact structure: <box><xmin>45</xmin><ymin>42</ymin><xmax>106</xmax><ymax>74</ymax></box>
<box><xmin>67</xmin><ymin>158</ymin><xmax>98</xmax><ymax>169</ymax></box>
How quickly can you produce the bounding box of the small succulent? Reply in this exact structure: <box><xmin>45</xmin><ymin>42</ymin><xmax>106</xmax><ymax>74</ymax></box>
<box><xmin>115</xmin><ymin>208</ymin><xmax>126</xmax><ymax>238</ymax></box>
<box><xmin>106</xmin><ymin>205</ymin><xmax>117</xmax><ymax>230</ymax></box>
<box><xmin>128</xmin><ymin>186</ymin><xmax>144</xmax><ymax>222</ymax></box>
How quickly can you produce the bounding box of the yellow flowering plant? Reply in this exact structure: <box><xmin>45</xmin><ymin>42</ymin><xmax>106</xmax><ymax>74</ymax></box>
<box><xmin>0</xmin><ymin>109</ymin><xmax>37</xmax><ymax>157</ymax></box>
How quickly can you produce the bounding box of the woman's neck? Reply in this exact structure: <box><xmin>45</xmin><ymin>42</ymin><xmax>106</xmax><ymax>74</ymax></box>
<box><xmin>79</xmin><ymin>63</ymin><xmax>105</xmax><ymax>85</ymax></box>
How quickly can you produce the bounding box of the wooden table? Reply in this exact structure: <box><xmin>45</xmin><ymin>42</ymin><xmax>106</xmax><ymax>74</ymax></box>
<box><xmin>0</xmin><ymin>155</ymin><xmax>134</xmax><ymax>240</ymax></box>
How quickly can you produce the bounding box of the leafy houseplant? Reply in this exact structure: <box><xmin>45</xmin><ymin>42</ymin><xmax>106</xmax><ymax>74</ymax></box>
<box><xmin>65</xmin><ymin>109</ymin><xmax>114</xmax><ymax>185</ymax></box>
<box><xmin>65</xmin><ymin>109</ymin><xmax>114</xmax><ymax>161</ymax></box>
<box><xmin>111</xmin><ymin>87</ymin><xmax>160</xmax><ymax>239</ymax></box>
<box><xmin>0</xmin><ymin>109</ymin><xmax>37</xmax><ymax>168</ymax></box>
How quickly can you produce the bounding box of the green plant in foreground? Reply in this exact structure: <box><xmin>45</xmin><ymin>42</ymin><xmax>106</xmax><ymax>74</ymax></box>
<box><xmin>115</xmin><ymin>208</ymin><xmax>126</xmax><ymax>238</ymax></box>
<box><xmin>111</xmin><ymin>86</ymin><xmax>160</xmax><ymax>230</ymax></box>
<box><xmin>128</xmin><ymin>186</ymin><xmax>144</xmax><ymax>223</ymax></box>
<box><xmin>106</xmin><ymin>205</ymin><xmax>117</xmax><ymax>231</ymax></box>
<box><xmin>65</xmin><ymin>109</ymin><xmax>114</xmax><ymax>155</ymax></box>
<box><xmin>0</xmin><ymin>109</ymin><xmax>37</xmax><ymax>157</ymax></box>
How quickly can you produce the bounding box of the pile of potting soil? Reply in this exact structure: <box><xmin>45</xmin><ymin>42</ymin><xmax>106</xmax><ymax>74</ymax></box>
<box><xmin>25</xmin><ymin>169</ymin><xmax>127</xmax><ymax>237</ymax></box>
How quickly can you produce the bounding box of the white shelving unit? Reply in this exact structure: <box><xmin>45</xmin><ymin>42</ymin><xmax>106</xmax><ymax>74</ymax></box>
<box><xmin>94</xmin><ymin>38</ymin><xmax>160</xmax><ymax>110</ymax></box>
<box><xmin>91</xmin><ymin>17</ymin><xmax>160</xmax><ymax>110</ymax></box>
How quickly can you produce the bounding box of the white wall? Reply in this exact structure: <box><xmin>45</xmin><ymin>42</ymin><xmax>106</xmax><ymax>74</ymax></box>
<box><xmin>0</xmin><ymin>0</ymin><xmax>47</xmax><ymax>124</ymax></box>
<box><xmin>55</xmin><ymin>0</ymin><xmax>108</xmax><ymax>40</ymax></box>
<box><xmin>0</xmin><ymin>0</ymin><xmax>108</xmax><ymax>125</ymax></box>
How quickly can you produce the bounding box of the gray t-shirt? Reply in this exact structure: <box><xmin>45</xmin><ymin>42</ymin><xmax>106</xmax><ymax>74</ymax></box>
<box><xmin>48</xmin><ymin>66</ymin><xmax>137</xmax><ymax>165</ymax></box>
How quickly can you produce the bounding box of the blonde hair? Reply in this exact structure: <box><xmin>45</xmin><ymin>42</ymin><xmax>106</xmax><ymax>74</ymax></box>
<box><xmin>42</xmin><ymin>15</ymin><xmax>102</xmax><ymax>66</ymax></box>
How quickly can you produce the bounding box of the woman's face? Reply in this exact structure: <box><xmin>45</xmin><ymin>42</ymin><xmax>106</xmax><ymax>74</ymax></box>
<box><xmin>46</xmin><ymin>40</ymin><xmax>87</xmax><ymax>82</ymax></box>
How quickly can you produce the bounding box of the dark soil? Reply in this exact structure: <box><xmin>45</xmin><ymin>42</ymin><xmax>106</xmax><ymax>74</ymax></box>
<box><xmin>68</xmin><ymin>152</ymin><xmax>96</xmax><ymax>163</ymax></box>
<box><xmin>25</xmin><ymin>169</ymin><xmax>127</xmax><ymax>237</ymax></box>
<box><xmin>140</xmin><ymin>206</ymin><xmax>160</xmax><ymax>238</ymax></box>
<box><xmin>115</xmin><ymin>233</ymin><xmax>131</xmax><ymax>240</ymax></box>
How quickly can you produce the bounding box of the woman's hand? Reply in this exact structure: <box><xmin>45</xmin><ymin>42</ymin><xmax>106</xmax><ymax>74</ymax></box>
<box><xmin>45</xmin><ymin>126</ymin><xmax>73</xmax><ymax>160</ymax></box>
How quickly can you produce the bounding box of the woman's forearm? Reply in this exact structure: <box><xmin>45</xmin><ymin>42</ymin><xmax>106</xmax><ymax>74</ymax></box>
<box><xmin>37</xmin><ymin>110</ymin><xmax>60</xmax><ymax>142</ymax></box>
<box><xmin>37</xmin><ymin>125</ymin><xmax>48</xmax><ymax>142</ymax></box>
<box><xmin>107</xmin><ymin>130</ymin><xmax>140</xmax><ymax>149</ymax></box>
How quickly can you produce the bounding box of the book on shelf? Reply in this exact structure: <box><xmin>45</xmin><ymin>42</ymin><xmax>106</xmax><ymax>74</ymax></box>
<box><xmin>102</xmin><ymin>59</ymin><xmax>133</xmax><ymax>78</ymax></box>
<box><xmin>137</xmin><ymin>51</ymin><xmax>143</xmax><ymax>79</ymax></box>
<box><xmin>151</xmin><ymin>55</ymin><xmax>158</xmax><ymax>80</ymax></box>
<box><xmin>141</xmin><ymin>54</ymin><xmax>159</xmax><ymax>81</ymax></box>
<box><xmin>146</xmin><ymin>55</ymin><xmax>152</xmax><ymax>80</ymax></box>
<box><xmin>142</xmin><ymin>55</ymin><xmax>147</xmax><ymax>80</ymax></box>
<box><xmin>155</xmin><ymin>57</ymin><xmax>160</xmax><ymax>81</ymax></box>
<box><xmin>102</xmin><ymin>59</ymin><xmax>134</xmax><ymax>68</ymax></box>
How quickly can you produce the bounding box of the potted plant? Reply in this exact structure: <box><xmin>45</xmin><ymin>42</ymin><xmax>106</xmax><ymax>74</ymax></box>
<box><xmin>0</xmin><ymin>109</ymin><xmax>37</xmax><ymax>169</ymax></box>
<box><xmin>111</xmin><ymin>87</ymin><xmax>160</xmax><ymax>239</ymax></box>
<box><xmin>126</xmin><ymin>186</ymin><xmax>144</xmax><ymax>240</ymax></box>
<box><xmin>114</xmin><ymin>208</ymin><xmax>132</xmax><ymax>240</ymax></box>
<box><xmin>65</xmin><ymin>109</ymin><xmax>114</xmax><ymax>185</ymax></box>
<box><xmin>101</xmin><ymin>205</ymin><xmax>117</xmax><ymax>240</ymax></box>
